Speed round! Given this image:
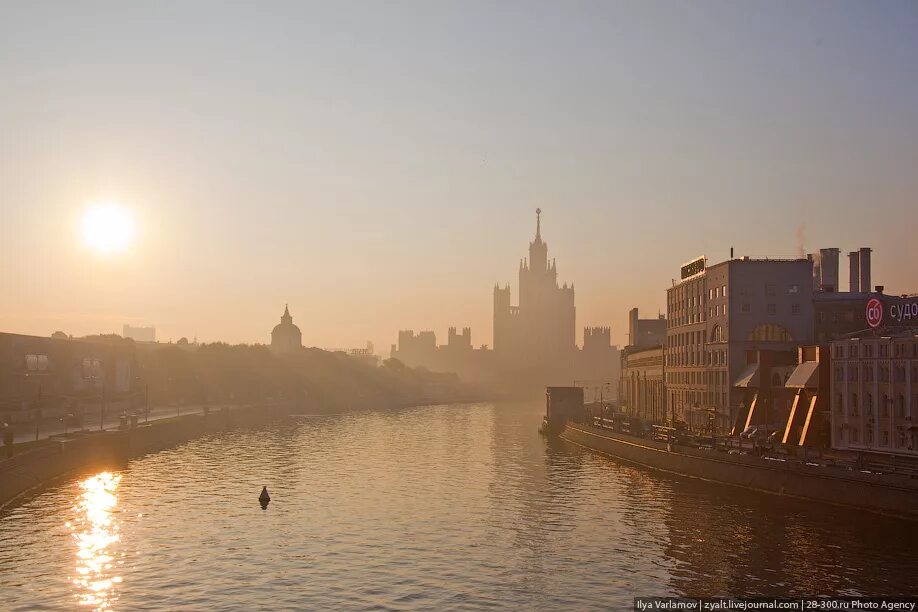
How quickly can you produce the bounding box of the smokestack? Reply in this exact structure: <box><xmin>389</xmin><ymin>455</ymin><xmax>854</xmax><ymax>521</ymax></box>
<box><xmin>730</xmin><ymin>247</ymin><xmax>734</xmax><ymax>259</ymax></box>
<box><xmin>849</xmin><ymin>251</ymin><xmax>860</xmax><ymax>293</ymax></box>
<box><xmin>820</xmin><ymin>248</ymin><xmax>839</xmax><ymax>292</ymax></box>
<box><xmin>859</xmin><ymin>247</ymin><xmax>872</xmax><ymax>293</ymax></box>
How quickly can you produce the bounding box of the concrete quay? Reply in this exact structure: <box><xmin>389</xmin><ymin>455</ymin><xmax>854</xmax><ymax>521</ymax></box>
<box><xmin>0</xmin><ymin>401</ymin><xmax>293</xmax><ymax>509</ymax></box>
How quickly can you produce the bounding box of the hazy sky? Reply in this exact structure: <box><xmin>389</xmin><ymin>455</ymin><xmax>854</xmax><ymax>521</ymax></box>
<box><xmin>2</xmin><ymin>1</ymin><xmax>917</xmax><ymax>351</ymax></box>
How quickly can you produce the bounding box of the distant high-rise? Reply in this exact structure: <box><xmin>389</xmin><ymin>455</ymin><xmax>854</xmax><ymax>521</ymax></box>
<box><xmin>123</xmin><ymin>324</ymin><xmax>156</xmax><ymax>343</ymax></box>
<box><xmin>493</xmin><ymin>209</ymin><xmax>576</xmax><ymax>365</ymax></box>
<box><xmin>271</xmin><ymin>305</ymin><xmax>302</xmax><ymax>353</ymax></box>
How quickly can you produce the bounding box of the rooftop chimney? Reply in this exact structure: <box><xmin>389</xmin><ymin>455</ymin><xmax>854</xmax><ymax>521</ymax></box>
<box><xmin>848</xmin><ymin>251</ymin><xmax>860</xmax><ymax>292</ymax></box>
<box><xmin>859</xmin><ymin>247</ymin><xmax>872</xmax><ymax>293</ymax></box>
<box><xmin>819</xmin><ymin>248</ymin><xmax>839</xmax><ymax>292</ymax></box>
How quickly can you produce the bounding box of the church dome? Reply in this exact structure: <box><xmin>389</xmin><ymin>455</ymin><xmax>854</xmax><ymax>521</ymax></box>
<box><xmin>271</xmin><ymin>304</ymin><xmax>302</xmax><ymax>352</ymax></box>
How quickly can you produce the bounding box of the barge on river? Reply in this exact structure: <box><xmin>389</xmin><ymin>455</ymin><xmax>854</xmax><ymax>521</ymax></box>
<box><xmin>543</xmin><ymin>387</ymin><xmax>918</xmax><ymax>519</ymax></box>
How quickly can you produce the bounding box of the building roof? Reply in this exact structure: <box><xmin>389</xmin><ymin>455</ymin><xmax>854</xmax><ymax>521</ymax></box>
<box><xmin>785</xmin><ymin>362</ymin><xmax>819</xmax><ymax>389</ymax></box>
<box><xmin>733</xmin><ymin>364</ymin><xmax>759</xmax><ymax>388</ymax></box>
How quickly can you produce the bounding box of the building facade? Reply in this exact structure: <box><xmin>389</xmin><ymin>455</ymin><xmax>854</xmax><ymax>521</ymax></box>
<box><xmin>666</xmin><ymin>255</ymin><xmax>814</xmax><ymax>432</ymax></box>
<box><xmin>0</xmin><ymin>332</ymin><xmax>137</xmax><ymax>421</ymax></box>
<box><xmin>829</xmin><ymin>330</ymin><xmax>918</xmax><ymax>456</ymax></box>
<box><xmin>620</xmin><ymin>345</ymin><xmax>664</xmax><ymax>423</ymax></box>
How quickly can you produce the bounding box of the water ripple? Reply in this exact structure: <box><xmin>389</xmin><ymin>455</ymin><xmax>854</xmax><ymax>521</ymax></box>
<box><xmin>1</xmin><ymin>402</ymin><xmax>916</xmax><ymax>610</ymax></box>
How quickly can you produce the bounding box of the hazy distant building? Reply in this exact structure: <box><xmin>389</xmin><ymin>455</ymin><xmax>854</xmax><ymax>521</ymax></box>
<box><xmin>271</xmin><ymin>305</ymin><xmax>302</xmax><ymax>353</ymax></box>
<box><xmin>392</xmin><ymin>210</ymin><xmax>618</xmax><ymax>393</ymax></box>
<box><xmin>123</xmin><ymin>324</ymin><xmax>155</xmax><ymax>343</ymax></box>
<box><xmin>493</xmin><ymin>209</ymin><xmax>576</xmax><ymax>371</ymax></box>
<box><xmin>1</xmin><ymin>332</ymin><xmax>136</xmax><ymax>420</ymax></box>
<box><xmin>578</xmin><ymin>326</ymin><xmax>621</xmax><ymax>395</ymax></box>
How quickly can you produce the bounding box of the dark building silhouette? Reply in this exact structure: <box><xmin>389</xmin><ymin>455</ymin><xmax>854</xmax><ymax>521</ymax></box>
<box><xmin>493</xmin><ymin>208</ymin><xmax>576</xmax><ymax>364</ymax></box>
<box><xmin>627</xmin><ymin>308</ymin><xmax>666</xmax><ymax>348</ymax></box>
<box><xmin>270</xmin><ymin>305</ymin><xmax>302</xmax><ymax>353</ymax></box>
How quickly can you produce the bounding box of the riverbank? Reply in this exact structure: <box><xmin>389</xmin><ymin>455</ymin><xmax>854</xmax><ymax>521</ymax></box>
<box><xmin>0</xmin><ymin>395</ymin><xmax>489</xmax><ymax>509</ymax></box>
<box><xmin>0</xmin><ymin>401</ymin><xmax>294</xmax><ymax>509</ymax></box>
<box><xmin>560</xmin><ymin>421</ymin><xmax>918</xmax><ymax>520</ymax></box>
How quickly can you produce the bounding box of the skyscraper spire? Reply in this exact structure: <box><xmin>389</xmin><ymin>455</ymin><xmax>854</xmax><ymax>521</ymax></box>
<box><xmin>535</xmin><ymin>208</ymin><xmax>542</xmax><ymax>241</ymax></box>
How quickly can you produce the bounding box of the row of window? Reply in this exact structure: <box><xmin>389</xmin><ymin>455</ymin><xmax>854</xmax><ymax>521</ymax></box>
<box><xmin>670</xmin><ymin>389</ymin><xmax>728</xmax><ymax>409</ymax></box>
<box><xmin>707</xmin><ymin>285</ymin><xmax>728</xmax><ymax>300</ymax></box>
<box><xmin>667</xmin><ymin>370</ymin><xmax>728</xmax><ymax>386</ymax></box>
<box><xmin>833</xmin><ymin>342</ymin><xmax>918</xmax><ymax>359</ymax></box>
<box><xmin>666</xmin><ymin>350</ymin><xmax>727</xmax><ymax>367</ymax></box>
<box><xmin>840</xmin><ymin>425</ymin><xmax>910</xmax><ymax>449</ymax></box>
<box><xmin>835</xmin><ymin>392</ymin><xmax>914</xmax><ymax>418</ymax></box>
<box><xmin>834</xmin><ymin>364</ymin><xmax>918</xmax><ymax>383</ymax></box>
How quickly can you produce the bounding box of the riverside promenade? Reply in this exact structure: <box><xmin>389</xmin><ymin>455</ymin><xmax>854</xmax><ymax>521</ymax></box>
<box><xmin>0</xmin><ymin>400</ymin><xmax>294</xmax><ymax>508</ymax></box>
<box><xmin>7</xmin><ymin>402</ymin><xmax>229</xmax><ymax>445</ymax></box>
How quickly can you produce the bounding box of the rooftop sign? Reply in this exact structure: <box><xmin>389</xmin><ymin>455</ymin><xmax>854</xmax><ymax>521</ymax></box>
<box><xmin>680</xmin><ymin>256</ymin><xmax>706</xmax><ymax>280</ymax></box>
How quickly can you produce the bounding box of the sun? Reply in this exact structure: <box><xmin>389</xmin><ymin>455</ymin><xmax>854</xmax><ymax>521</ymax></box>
<box><xmin>80</xmin><ymin>203</ymin><xmax>136</xmax><ymax>254</ymax></box>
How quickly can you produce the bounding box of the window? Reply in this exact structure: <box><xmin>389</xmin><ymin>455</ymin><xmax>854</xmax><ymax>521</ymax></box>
<box><xmin>741</xmin><ymin>303</ymin><xmax>750</xmax><ymax>313</ymax></box>
<box><xmin>791</xmin><ymin>303</ymin><xmax>800</xmax><ymax>314</ymax></box>
<box><xmin>866</xmin><ymin>426</ymin><xmax>874</xmax><ymax>444</ymax></box>
<box><xmin>25</xmin><ymin>354</ymin><xmax>49</xmax><ymax>371</ymax></box>
<box><xmin>710</xmin><ymin>325</ymin><xmax>724</xmax><ymax>343</ymax></box>
<box><xmin>851</xmin><ymin>394</ymin><xmax>859</xmax><ymax>416</ymax></box>
<box><xmin>881</xmin><ymin>395</ymin><xmax>889</xmax><ymax>417</ymax></box>
<box><xmin>765</xmin><ymin>284</ymin><xmax>776</xmax><ymax>296</ymax></box>
<box><xmin>851</xmin><ymin>427</ymin><xmax>859</xmax><ymax>443</ymax></box>
<box><xmin>882</xmin><ymin>430</ymin><xmax>890</xmax><ymax>446</ymax></box>
<box><xmin>866</xmin><ymin>393</ymin><xmax>873</xmax><ymax>412</ymax></box>
<box><xmin>897</xmin><ymin>395</ymin><xmax>906</xmax><ymax>418</ymax></box>
<box><xmin>748</xmin><ymin>324</ymin><xmax>792</xmax><ymax>342</ymax></box>
<box><xmin>767</xmin><ymin>303</ymin><xmax>776</xmax><ymax>315</ymax></box>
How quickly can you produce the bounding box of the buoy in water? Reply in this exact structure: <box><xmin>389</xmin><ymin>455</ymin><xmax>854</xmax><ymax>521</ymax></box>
<box><xmin>259</xmin><ymin>486</ymin><xmax>271</xmax><ymax>508</ymax></box>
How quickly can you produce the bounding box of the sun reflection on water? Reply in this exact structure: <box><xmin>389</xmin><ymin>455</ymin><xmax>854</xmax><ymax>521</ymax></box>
<box><xmin>69</xmin><ymin>472</ymin><xmax>123</xmax><ymax>610</ymax></box>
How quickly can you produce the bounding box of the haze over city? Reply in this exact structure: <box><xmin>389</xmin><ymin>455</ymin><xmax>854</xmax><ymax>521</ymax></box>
<box><xmin>3</xmin><ymin>1</ymin><xmax>917</xmax><ymax>351</ymax></box>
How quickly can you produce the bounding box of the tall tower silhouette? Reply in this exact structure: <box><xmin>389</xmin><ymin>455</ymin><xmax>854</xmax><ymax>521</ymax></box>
<box><xmin>494</xmin><ymin>209</ymin><xmax>575</xmax><ymax>365</ymax></box>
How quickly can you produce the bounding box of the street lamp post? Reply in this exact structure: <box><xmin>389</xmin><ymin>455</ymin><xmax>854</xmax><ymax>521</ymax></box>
<box><xmin>100</xmin><ymin>384</ymin><xmax>105</xmax><ymax>431</ymax></box>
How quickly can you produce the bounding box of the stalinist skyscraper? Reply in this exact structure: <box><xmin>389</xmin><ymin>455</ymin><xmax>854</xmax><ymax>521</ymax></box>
<box><xmin>493</xmin><ymin>209</ymin><xmax>576</xmax><ymax>369</ymax></box>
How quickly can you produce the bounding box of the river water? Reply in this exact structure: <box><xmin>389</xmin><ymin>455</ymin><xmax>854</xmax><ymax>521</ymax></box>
<box><xmin>1</xmin><ymin>402</ymin><xmax>916</xmax><ymax>610</ymax></box>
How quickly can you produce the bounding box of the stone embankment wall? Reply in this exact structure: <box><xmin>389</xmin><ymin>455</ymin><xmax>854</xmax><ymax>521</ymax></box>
<box><xmin>0</xmin><ymin>402</ymin><xmax>292</xmax><ymax>508</ymax></box>
<box><xmin>561</xmin><ymin>422</ymin><xmax>918</xmax><ymax>519</ymax></box>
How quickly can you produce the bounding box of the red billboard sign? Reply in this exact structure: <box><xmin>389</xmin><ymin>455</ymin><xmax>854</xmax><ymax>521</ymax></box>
<box><xmin>866</xmin><ymin>298</ymin><xmax>883</xmax><ymax>328</ymax></box>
